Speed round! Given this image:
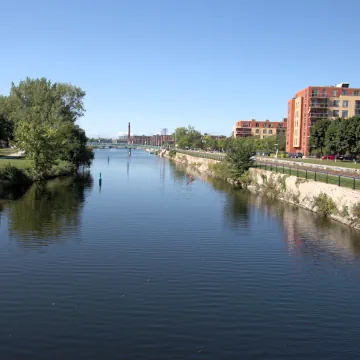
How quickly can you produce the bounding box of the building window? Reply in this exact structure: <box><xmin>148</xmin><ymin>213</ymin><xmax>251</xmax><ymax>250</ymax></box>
<box><xmin>356</xmin><ymin>100</ymin><xmax>360</xmax><ymax>109</ymax></box>
<box><xmin>255</xmin><ymin>129</ymin><xmax>260</xmax><ymax>134</ymax></box>
<box><xmin>263</xmin><ymin>129</ymin><xmax>267</xmax><ymax>134</ymax></box>
<box><xmin>269</xmin><ymin>129</ymin><xmax>273</xmax><ymax>134</ymax></box>
<box><xmin>355</xmin><ymin>109</ymin><xmax>360</xmax><ymax>116</ymax></box>
<box><xmin>263</xmin><ymin>123</ymin><xmax>267</xmax><ymax>128</ymax></box>
<box><xmin>333</xmin><ymin>110</ymin><xmax>339</xmax><ymax>117</ymax></box>
<box><xmin>342</xmin><ymin>89</ymin><xmax>348</xmax><ymax>95</ymax></box>
<box><xmin>322</xmin><ymin>89</ymin><xmax>326</xmax><ymax>96</ymax></box>
<box><xmin>354</xmin><ymin>91</ymin><xmax>359</xmax><ymax>96</ymax></box>
<box><xmin>312</xmin><ymin>89</ymin><xmax>318</xmax><ymax>96</ymax></box>
<box><xmin>342</xmin><ymin>110</ymin><xmax>348</xmax><ymax>118</ymax></box>
<box><xmin>342</xmin><ymin>100</ymin><xmax>349</xmax><ymax>108</ymax></box>
<box><xmin>333</xmin><ymin>90</ymin><xmax>337</xmax><ymax>96</ymax></box>
<box><xmin>256</xmin><ymin>123</ymin><xmax>260</xmax><ymax>127</ymax></box>
<box><xmin>333</xmin><ymin>100</ymin><xmax>339</xmax><ymax>107</ymax></box>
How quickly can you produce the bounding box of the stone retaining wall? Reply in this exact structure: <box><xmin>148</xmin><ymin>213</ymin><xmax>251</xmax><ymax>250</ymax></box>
<box><xmin>164</xmin><ymin>151</ymin><xmax>360</xmax><ymax>230</ymax></box>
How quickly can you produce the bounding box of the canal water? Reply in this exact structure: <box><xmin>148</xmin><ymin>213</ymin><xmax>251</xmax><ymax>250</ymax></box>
<box><xmin>1</xmin><ymin>149</ymin><xmax>360</xmax><ymax>360</ymax></box>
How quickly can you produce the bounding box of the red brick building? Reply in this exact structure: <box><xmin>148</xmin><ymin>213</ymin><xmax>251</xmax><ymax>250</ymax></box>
<box><xmin>233</xmin><ymin>119</ymin><xmax>287</xmax><ymax>139</ymax></box>
<box><xmin>287</xmin><ymin>82</ymin><xmax>360</xmax><ymax>156</ymax></box>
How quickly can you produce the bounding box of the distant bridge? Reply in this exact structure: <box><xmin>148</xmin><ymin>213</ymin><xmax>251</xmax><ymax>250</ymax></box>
<box><xmin>88</xmin><ymin>142</ymin><xmax>161</xmax><ymax>150</ymax></box>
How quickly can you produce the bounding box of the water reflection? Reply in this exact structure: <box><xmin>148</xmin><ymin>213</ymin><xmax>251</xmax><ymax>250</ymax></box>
<box><xmin>248</xmin><ymin>195</ymin><xmax>360</xmax><ymax>260</ymax></box>
<box><xmin>5</xmin><ymin>175</ymin><xmax>93</xmax><ymax>249</ymax></box>
<box><xmin>172</xmin><ymin>160</ymin><xmax>360</xmax><ymax>260</ymax></box>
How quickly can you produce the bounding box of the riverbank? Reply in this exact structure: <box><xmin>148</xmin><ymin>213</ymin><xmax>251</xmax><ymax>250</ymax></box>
<box><xmin>164</xmin><ymin>150</ymin><xmax>360</xmax><ymax>230</ymax></box>
<box><xmin>0</xmin><ymin>157</ymin><xmax>80</xmax><ymax>198</ymax></box>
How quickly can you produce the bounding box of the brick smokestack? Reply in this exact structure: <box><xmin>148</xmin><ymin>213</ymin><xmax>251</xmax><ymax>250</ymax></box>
<box><xmin>128</xmin><ymin>122</ymin><xmax>131</xmax><ymax>144</ymax></box>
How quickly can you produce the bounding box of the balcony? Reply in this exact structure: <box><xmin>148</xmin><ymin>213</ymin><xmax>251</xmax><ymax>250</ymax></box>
<box><xmin>311</xmin><ymin>93</ymin><xmax>328</xmax><ymax>98</ymax></box>
<box><xmin>310</xmin><ymin>103</ymin><xmax>328</xmax><ymax>108</ymax></box>
<box><xmin>310</xmin><ymin>112</ymin><xmax>328</xmax><ymax>119</ymax></box>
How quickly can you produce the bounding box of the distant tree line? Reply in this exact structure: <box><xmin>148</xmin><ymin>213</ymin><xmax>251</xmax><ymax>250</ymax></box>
<box><xmin>0</xmin><ymin>78</ymin><xmax>93</xmax><ymax>179</ymax></box>
<box><xmin>173</xmin><ymin>125</ymin><xmax>285</xmax><ymax>152</ymax></box>
<box><xmin>310</xmin><ymin>117</ymin><xmax>360</xmax><ymax>156</ymax></box>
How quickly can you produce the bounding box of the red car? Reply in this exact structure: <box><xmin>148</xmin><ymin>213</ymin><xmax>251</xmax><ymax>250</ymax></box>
<box><xmin>322</xmin><ymin>155</ymin><xmax>336</xmax><ymax>160</ymax></box>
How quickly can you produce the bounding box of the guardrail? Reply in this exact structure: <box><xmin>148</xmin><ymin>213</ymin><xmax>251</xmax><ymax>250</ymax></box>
<box><xmin>255</xmin><ymin>162</ymin><xmax>360</xmax><ymax>190</ymax></box>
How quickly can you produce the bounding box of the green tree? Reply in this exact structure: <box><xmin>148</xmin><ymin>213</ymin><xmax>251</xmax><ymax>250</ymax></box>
<box><xmin>226</xmin><ymin>139</ymin><xmax>255</xmax><ymax>178</ymax></box>
<box><xmin>310</xmin><ymin>119</ymin><xmax>330</xmax><ymax>155</ymax></box>
<box><xmin>61</xmin><ymin>125</ymin><xmax>94</xmax><ymax>169</ymax></box>
<box><xmin>276</xmin><ymin>131</ymin><xmax>286</xmax><ymax>152</ymax></box>
<box><xmin>9</xmin><ymin>78</ymin><xmax>91</xmax><ymax>178</ymax></box>
<box><xmin>325</xmin><ymin>119</ymin><xmax>341</xmax><ymax>155</ymax></box>
<box><xmin>0</xmin><ymin>96</ymin><xmax>14</xmax><ymax>145</ymax></box>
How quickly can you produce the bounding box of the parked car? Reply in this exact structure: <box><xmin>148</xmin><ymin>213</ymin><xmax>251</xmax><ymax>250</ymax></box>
<box><xmin>343</xmin><ymin>154</ymin><xmax>356</xmax><ymax>161</ymax></box>
<box><xmin>288</xmin><ymin>152</ymin><xmax>303</xmax><ymax>158</ymax></box>
<box><xmin>322</xmin><ymin>155</ymin><xmax>336</xmax><ymax>160</ymax></box>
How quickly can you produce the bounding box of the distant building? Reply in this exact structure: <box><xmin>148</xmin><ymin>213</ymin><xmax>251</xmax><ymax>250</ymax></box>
<box><xmin>287</xmin><ymin>82</ymin><xmax>360</xmax><ymax>156</ymax></box>
<box><xmin>151</xmin><ymin>134</ymin><xmax>174</xmax><ymax>146</ymax></box>
<box><xmin>233</xmin><ymin>119</ymin><xmax>287</xmax><ymax>139</ymax></box>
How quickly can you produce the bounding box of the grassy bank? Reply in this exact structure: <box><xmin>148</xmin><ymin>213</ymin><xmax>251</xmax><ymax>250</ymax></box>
<box><xmin>0</xmin><ymin>158</ymin><xmax>31</xmax><ymax>169</ymax></box>
<box><xmin>263</xmin><ymin>157</ymin><xmax>360</xmax><ymax>170</ymax></box>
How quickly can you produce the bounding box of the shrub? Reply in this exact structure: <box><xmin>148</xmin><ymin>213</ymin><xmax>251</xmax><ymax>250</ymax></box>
<box><xmin>208</xmin><ymin>160</ymin><xmax>233</xmax><ymax>180</ymax></box>
<box><xmin>340</xmin><ymin>205</ymin><xmax>349</xmax><ymax>218</ymax></box>
<box><xmin>238</xmin><ymin>171</ymin><xmax>253</xmax><ymax>189</ymax></box>
<box><xmin>312</xmin><ymin>193</ymin><xmax>337</xmax><ymax>217</ymax></box>
<box><xmin>0</xmin><ymin>164</ymin><xmax>32</xmax><ymax>185</ymax></box>
<box><xmin>352</xmin><ymin>203</ymin><xmax>360</xmax><ymax>220</ymax></box>
<box><xmin>168</xmin><ymin>150</ymin><xmax>176</xmax><ymax>159</ymax></box>
<box><xmin>49</xmin><ymin>161</ymin><xmax>76</xmax><ymax>177</ymax></box>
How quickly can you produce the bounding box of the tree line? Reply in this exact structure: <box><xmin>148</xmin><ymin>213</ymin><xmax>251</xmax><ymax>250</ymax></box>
<box><xmin>173</xmin><ymin>125</ymin><xmax>286</xmax><ymax>152</ymax></box>
<box><xmin>0</xmin><ymin>77</ymin><xmax>93</xmax><ymax>179</ymax></box>
<box><xmin>310</xmin><ymin>117</ymin><xmax>360</xmax><ymax>156</ymax></box>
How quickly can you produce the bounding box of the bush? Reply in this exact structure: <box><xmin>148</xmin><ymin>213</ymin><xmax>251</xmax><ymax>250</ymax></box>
<box><xmin>208</xmin><ymin>160</ymin><xmax>233</xmax><ymax>180</ymax></box>
<box><xmin>238</xmin><ymin>171</ymin><xmax>253</xmax><ymax>189</ymax></box>
<box><xmin>0</xmin><ymin>164</ymin><xmax>32</xmax><ymax>185</ymax></box>
<box><xmin>49</xmin><ymin>161</ymin><xmax>76</xmax><ymax>177</ymax></box>
<box><xmin>352</xmin><ymin>203</ymin><xmax>360</xmax><ymax>220</ymax></box>
<box><xmin>312</xmin><ymin>193</ymin><xmax>337</xmax><ymax>217</ymax></box>
<box><xmin>168</xmin><ymin>150</ymin><xmax>176</xmax><ymax>159</ymax></box>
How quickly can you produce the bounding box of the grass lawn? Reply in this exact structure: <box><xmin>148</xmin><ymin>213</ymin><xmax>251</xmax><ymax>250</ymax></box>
<box><xmin>0</xmin><ymin>158</ymin><xmax>32</xmax><ymax>169</ymax></box>
<box><xmin>0</xmin><ymin>148</ymin><xmax>16</xmax><ymax>156</ymax></box>
<box><xmin>264</xmin><ymin>157</ymin><xmax>360</xmax><ymax>170</ymax></box>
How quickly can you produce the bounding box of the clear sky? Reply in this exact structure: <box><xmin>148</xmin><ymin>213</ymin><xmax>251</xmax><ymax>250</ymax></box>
<box><xmin>1</xmin><ymin>0</ymin><xmax>360</xmax><ymax>138</ymax></box>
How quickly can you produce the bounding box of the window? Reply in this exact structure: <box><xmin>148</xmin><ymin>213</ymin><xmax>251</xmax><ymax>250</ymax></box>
<box><xmin>333</xmin><ymin>90</ymin><xmax>337</xmax><ymax>96</ymax></box>
<box><xmin>269</xmin><ymin>129</ymin><xmax>273</xmax><ymax>134</ymax></box>
<box><xmin>322</xmin><ymin>89</ymin><xmax>326</xmax><ymax>96</ymax></box>
<box><xmin>312</xmin><ymin>88</ymin><xmax>318</xmax><ymax>96</ymax></box>
<box><xmin>356</xmin><ymin>100</ymin><xmax>360</xmax><ymax>108</ymax></box>
<box><xmin>342</xmin><ymin>110</ymin><xmax>348</xmax><ymax>118</ymax></box>
<box><xmin>342</xmin><ymin>89</ymin><xmax>348</xmax><ymax>95</ymax></box>
<box><xmin>333</xmin><ymin>100</ymin><xmax>339</xmax><ymax>107</ymax></box>
<box><xmin>263</xmin><ymin>123</ymin><xmax>267</xmax><ymax>128</ymax></box>
<box><xmin>356</xmin><ymin>109</ymin><xmax>360</xmax><ymax>116</ymax></box>
<box><xmin>263</xmin><ymin>129</ymin><xmax>267</xmax><ymax>134</ymax></box>
<box><xmin>354</xmin><ymin>91</ymin><xmax>359</xmax><ymax>96</ymax></box>
<box><xmin>342</xmin><ymin>100</ymin><xmax>349</xmax><ymax>108</ymax></box>
<box><xmin>256</xmin><ymin>123</ymin><xmax>260</xmax><ymax>127</ymax></box>
<box><xmin>333</xmin><ymin>110</ymin><xmax>339</xmax><ymax>117</ymax></box>
<box><xmin>255</xmin><ymin>129</ymin><xmax>260</xmax><ymax>134</ymax></box>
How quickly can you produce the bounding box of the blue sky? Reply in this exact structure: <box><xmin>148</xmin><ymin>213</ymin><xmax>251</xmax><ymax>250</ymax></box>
<box><xmin>1</xmin><ymin>0</ymin><xmax>359</xmax><ymax>138</ymax></box>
